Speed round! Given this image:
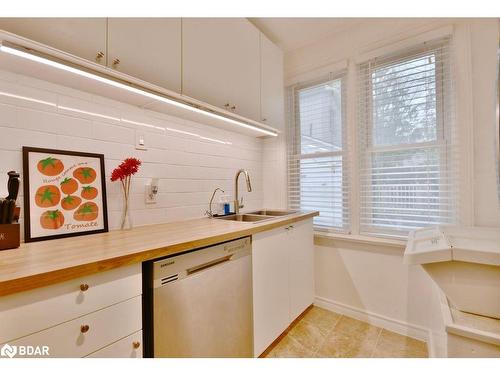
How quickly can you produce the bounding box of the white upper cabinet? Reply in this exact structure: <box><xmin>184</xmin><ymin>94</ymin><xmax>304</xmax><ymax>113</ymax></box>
<box><xmin>107</xmin><ymin>18</ymin><xmax>182</xmax><ymax>93</ymax></box>
<box><xmin>0</xmin><ymin>18</ymin><xmax>107</xmax><ymax>65</ymax></box>
<box><xmin>182</xmin><ymin>18</ymin><xmax>261</xmax><ymax>122</ymax></box>
<box><xmin>260</xmin><ymin>33</ymin><xmax>285</xmax><ymax>131</ymax></box>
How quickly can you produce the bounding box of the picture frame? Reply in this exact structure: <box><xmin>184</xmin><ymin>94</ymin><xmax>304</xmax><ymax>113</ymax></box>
<box><xmin>22</xmin><ymin>147</ymin><xmax>108</xmax><ymax>242</ymax></box>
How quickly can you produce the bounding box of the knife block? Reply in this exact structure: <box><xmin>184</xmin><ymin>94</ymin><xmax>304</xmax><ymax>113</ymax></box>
<box><xmin>0</xmin><ymin>223</ymin><xmax>20</xmax><ymax>251</ymax></box>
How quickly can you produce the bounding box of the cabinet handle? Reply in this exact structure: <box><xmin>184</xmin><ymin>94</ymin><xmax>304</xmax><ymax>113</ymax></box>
<box><xmin>112</xmin><ymin>58</ymin><xmax>120</xmax><ymax>68</ymax></box>
<box><xmin>80</xmin><ymin>324</ymin><xmax>90</xmax><ymax>334</ymax></box>
<box><xmin>132</xmin><ymin>341</ymin><xmax>141</xmax><ymax>349</ymax></box>
<box><xmin>230</xmin><ymin>105</ymin><xmax>237</xmax><ymax>111</ymax></box>
<box><xmin>262</xmin><ymin>118</ymin><xmax>267</xmax><ymax>122</ymax></box>
<box><xmin>95</xmin><ymin>51</ymin><xmax>105</xmax><ymax>62</ymax></box>
<box><xmin>224</xmin><ymin>103</ymin><xmax>230</xmax><ymax>109</ymax></box>
<box><xmin>79</xmin><ymin>283</ymin><xmax>89</xmax><ymax>292</ymax></box>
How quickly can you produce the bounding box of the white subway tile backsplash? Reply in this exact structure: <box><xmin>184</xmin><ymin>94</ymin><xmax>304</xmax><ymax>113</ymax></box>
<box><xmin>0</xmin><ymin>103</ymin><xmax>17</xmax><ymax>127</ymax></box>
<box><xmin>0</xmin><ymin>69</ymin><xmax>264</xmax><ymax>233</ymax></box>
<box><xmin>91</xmin><ymin>121</ymin><xmax>135</xmax><ymax>144</ymax></box>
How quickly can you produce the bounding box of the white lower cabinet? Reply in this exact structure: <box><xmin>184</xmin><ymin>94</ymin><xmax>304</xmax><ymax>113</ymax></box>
<box><xmin>87</xmin><ymin>330</ymin><xmax>143</xmax><ymax>358</ymax></box>
<box><xmin>288</xmin><ymin>220</ymin><xmax>315</xmax><ymax>321</ymax></box>
<box><xmin>0</xmin><ymin>264</ymin><xmax>142</xmax><ymax>358</ymax></box>
<box><xmin>10</xmin><ymin>296</ymin><xmax>142</xmax><ymax>358</ymax></box>
<box><xmin>252</xmin><ymin>218</ymin><xmax>314</xmax><ymax>357</ymax></box>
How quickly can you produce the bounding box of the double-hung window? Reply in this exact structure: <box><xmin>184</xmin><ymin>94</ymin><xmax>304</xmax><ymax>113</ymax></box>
<box><xmin>358</xmin><ymin>38</ymin><xmax>457</xmax><ymax>237</ymax></box>
<box><xmin>287</xmin><ymin>74</ymin><xmax>349</xmax><ymax>232</ymax></box>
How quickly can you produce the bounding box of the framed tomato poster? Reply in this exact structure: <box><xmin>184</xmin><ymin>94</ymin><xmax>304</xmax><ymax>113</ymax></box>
<box><xmin>22</xmin><ymin>147</ymin><xmax>108</xmax><ymax>242</ymax></box>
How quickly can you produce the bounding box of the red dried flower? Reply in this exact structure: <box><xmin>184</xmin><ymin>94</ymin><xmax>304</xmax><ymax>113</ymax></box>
<box><xmin>110</xmin><ymin>158</ymin><xmax>142</xmax><ymax>181</ymax></box>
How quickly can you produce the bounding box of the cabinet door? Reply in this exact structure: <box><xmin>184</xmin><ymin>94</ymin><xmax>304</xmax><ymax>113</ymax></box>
<box><xmin>0</xmin><ymin>18</ymin><xmax>107</xmax><ymax>64</ymax></box>
<box><xmin>288</xmin><ymin>219</ymin><xmax>315</xmax><ymax>321</ymax></box>
<box><xmin>252</xmin><ymin>225</ymin><xmax>290</xmax><ymax>357</ymax></box>
<box><xmin>260</xmin><ymin>33</ymin><xmax>285</xmax><ymax>131</ymax></box>
<box><xmin>87</xmin><ymin>330</ymin><xmax>143</xmax><ymax>358</ymax></box>
<box><xmin>182</xmin><ymin>18</ymin><xmax>261</xmax><ymax>121</ymax></box>
<box><xmin>107</xmin><ymin>18</ymin><xmax>181</xmax><ymax>93</ymax></box>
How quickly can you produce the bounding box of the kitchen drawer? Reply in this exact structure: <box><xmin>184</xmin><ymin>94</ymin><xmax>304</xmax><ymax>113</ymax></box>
<box><xmin>0</xmin><ymin>264</ymin><xmax>141</xmax><ymax>344</ymax></box>
<box><xmin>10</xmin><ymin>296</ymin><xmax>142</xmax><ymax>358</ymax></box>
<box><xmin>86</xmin><ymin>330</ymin><xmax>143</xmax><ymax>358</ymax></box>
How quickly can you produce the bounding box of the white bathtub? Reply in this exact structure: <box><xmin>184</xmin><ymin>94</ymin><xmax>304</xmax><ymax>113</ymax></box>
<box><xmin>405</xmin><ymin>226</ymin><xmax>500</xmax><ymax>320</ymax></box>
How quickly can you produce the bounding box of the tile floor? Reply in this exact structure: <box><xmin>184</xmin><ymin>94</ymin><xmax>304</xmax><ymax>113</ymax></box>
<box><xmin>265</xmin><ymin>306</ymin><xmax>428</xmax><ymax>358</ymax></box>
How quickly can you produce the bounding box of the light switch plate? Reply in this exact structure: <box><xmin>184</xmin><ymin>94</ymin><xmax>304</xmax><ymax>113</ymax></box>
<box><xmin>135</xmin><ymin>130</ymin><xmax>147</xmax><ymax>150</ymax></box>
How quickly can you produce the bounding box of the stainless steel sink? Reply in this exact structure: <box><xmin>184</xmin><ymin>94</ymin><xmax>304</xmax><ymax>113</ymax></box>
<box><xmin>247</xmin><ymin>209</ymin><xmax>297</xmax><ymax>216</ymax></box>
<box><xmin>216</xmin><ymin>214</ymin><xmax>275</xmax><ymax>222</ymax></box>
<box><xmin>214</xmin><ymin>209</ymin><xmax>297</xmax><ymax>224</ymax></box>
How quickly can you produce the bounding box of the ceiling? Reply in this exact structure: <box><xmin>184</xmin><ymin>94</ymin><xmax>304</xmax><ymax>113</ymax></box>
<box><xmin>249</xmin><ymin>18</ymin><xmax>364</xmax><ymax>52</ymax></box>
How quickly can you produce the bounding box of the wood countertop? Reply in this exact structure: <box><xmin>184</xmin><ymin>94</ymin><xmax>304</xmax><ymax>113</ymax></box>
<box><xmin>0</xmin><ymin>211</ymin><xmax>318</xmax><ymax>297</ymax></box>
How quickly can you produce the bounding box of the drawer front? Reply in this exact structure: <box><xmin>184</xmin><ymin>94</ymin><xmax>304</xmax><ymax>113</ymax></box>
<box><xmin>10</xmin><ymin>296</ymin><xmax>142</xmax><ymax>358</ymax></box>
<box><xmin>0</xmin><ymin>264</ymin><xmax>141</xmax><ymax>344</ymax></box>
<box><xmin>86</xmin><ymin>330</ymin><xmax>143</xmax><ymax>358</ymax></box>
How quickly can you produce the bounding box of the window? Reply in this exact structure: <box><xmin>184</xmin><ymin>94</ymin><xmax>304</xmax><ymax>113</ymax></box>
<box><xmin>287</xmin><ymin>74</ymin><xmax>349</xmax><ymax>231</ymax></box>
<box><xmin>358</xmin><ymin>38</ymin><xmax>457</xmax><ymax>237</ymax></box>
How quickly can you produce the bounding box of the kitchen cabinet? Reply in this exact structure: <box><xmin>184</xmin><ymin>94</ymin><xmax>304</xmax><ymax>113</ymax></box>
<box><xmin>0</xmin><ymin>264</ymin><xmax>142</xmax><ymax>357</ymax></box>
<box><xmin>252</xmin><ymin>225</ymin><xmax>291</xmax><ymax>357</ymax></box>
<box><xmin>182</xmin><ymin>18</ymin><xmax>261</xmax><ymax>121</ymax></box>
<box><xmin>288</xmin><ymin>219</ymin><xmax>315</xmax><ymax>321</ymax></box>
<box><xmin>260</xmin><ymin>32</ymin><xmax>285</xmax><ymax>131</ymax></box>
<box><xmin>87</xmin><ymin>330</ymin><xmax>143</xmax><ymax>358</ymax></box>
<box><xmin>252</xmin><ymin>218</ymin><xmax>314</xmax><ymax>356</ymax></box>
<box><xmin>107</xmin><ymin>18</ymin><xmax>181</xmax><ymax>93</ymax></box>
<box><xmin>0</xmin><ymin>18</ymin><xmax>107</xmax><ymax>65</ymax></box>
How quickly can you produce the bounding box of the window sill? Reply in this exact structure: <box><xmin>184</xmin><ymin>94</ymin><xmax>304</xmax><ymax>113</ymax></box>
<box><xmin>314</xmin><ymin>231</ymin><xmax>407</xmax><ymax>250</ymax></box>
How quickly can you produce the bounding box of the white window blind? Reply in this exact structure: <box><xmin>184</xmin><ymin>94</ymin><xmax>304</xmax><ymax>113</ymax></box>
<box><xmin>287</xmin><ymin>74</ymin><xmax>349</xmax><ymax>231</ymax></box>
<box><xmin>358</xmin><ymin>38</ymin><xmax>458</xmax><ymax>237</ymax></box>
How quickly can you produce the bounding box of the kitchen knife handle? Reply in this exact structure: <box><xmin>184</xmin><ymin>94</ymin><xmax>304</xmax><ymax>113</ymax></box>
<box><xmin>0</xmin><ymin>199</ymin><xmax>7</xmax><ymax>225</ymax></box>
<box><xmin>7</xmin><ymin>200</ymin><xmax>15</xmax><ymax>224</ymax></box>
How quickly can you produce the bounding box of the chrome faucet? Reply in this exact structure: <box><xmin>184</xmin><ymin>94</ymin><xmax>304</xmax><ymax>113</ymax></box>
<box><xmin>206</xmin><ymin>188</ymin><xmax>225</xmax><ymax>218</ymax></box>
<box><xmin>234</xmin><ymin>169</ymin><xmax>252</xmax><ymax>214</ymax></box>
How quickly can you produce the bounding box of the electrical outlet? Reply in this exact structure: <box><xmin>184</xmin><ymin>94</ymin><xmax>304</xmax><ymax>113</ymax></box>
<box><xmin>145</xmin><ymin>178</ymin><xmax>159</xmax><ymax>204</ymax></box>
<box><xmin>135</xmin><ymin>131</ymin><xmax>147</xmax><ymax>150</ymax></box>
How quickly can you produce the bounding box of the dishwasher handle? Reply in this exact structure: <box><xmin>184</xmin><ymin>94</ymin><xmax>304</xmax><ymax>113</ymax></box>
<box><xmin>186</xmin><ymin>254</ymin><xmax>233</xmax><ymax>275</ymax></box>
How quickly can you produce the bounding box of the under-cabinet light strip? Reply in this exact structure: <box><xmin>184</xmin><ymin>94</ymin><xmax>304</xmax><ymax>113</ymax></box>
<box><xmin>0</xmin><ymin>41</ymin><xmax>278</xmax><ymax>137</ymax></box>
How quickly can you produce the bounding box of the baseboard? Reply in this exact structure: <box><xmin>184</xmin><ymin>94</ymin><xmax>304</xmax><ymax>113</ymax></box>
<box><xmin>314</xmin><ymin>296</ymin><xmax>430</xmax><ymax>343</ymax></box>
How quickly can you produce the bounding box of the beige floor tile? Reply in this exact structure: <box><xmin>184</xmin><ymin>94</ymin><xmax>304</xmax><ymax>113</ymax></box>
<box><xmin>287</xmin><ymin>320</ymin><xmax>329</xmax><ymax>353</ymax></box>
<box><xmin>316</xmin><ymin>329</ymin><xmax>378</xmax><ymax>358</ymax></box>
<box><xmin>266</xmin><ymin>335</ymin><xmax>315</xmax><ymax>358</ymax></box>
<box><xmin>334</xmin><ymin>316</ymin><xmax>382</xmax><ymax>337</ymax></box>
<box><xmin>372</xmin><ymin>329</ymin><xmax>428</xmax><ymax>358</ymax></box>
<box><xmin>302</xmin><ymin>306</ymin><xmax>341</xmax><ymax>334</ymax></box>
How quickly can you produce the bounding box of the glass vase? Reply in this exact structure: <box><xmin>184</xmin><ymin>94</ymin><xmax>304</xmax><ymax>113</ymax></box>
<box><xmin>120</xmin><ymin>193</ymin><xmax>133</xmax><ymax>230</ymax></box>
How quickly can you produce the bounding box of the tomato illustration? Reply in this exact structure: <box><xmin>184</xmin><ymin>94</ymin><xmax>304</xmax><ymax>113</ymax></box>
<box><xmin>73</xmin><ymin>202</ymin><xmax>99</xmax><ymax>221</ymax></box>
<box><xmin>81</xmin><ymin>186</ymin><xmax>98</xmax><ymax>200</ymax></box>
<box><xmin>37</xmin><ymin>157</ymin><xmax>64</xmax><ymax>176</ymax></box>
<box><xmin>35</xmin><ymin>185</ymin><xmax>61</xmax><ymax>208</ymax></box>
<box><xmin>40</xmin><ymin>210</ymin><xmax>65</xmax><ymax>230</ymax></box>
<box><xmin>60</xmin><ymin>177</ymin><xmax>78</xmax><ymax>195</ymax></box>
<box><xmin>61</xmin><ymin>195</ymin><xmax>82</xmax><ymax>211</ymax></box>
<box><xmin>73</xmin><ymin>167</ymin><xmax>96</xmax><ymax>184</ymax></box>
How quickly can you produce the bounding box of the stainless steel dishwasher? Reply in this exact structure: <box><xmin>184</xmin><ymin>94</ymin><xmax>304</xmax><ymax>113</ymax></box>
<box><xmin>149</xmin><ymin>237</ymin><xmax>253</xmax><ymax>357</ymax></box>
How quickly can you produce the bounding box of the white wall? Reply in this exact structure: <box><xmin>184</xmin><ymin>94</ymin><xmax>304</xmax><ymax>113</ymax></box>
<box><xmin>275</xmin><ymin>18</ymin><xmax>500</xmax><ymax>355</ymax></box>
<box><xmin>0</xmin><ymin>69</ymin><xmax>264</xmax><ymax>235</ymax></box>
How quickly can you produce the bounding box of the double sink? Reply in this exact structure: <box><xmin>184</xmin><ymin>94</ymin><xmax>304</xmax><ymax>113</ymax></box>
<box><xmin>215</xmin><ymin>209</ymin><xmax>297</xmax><ymax>223</ymax></box>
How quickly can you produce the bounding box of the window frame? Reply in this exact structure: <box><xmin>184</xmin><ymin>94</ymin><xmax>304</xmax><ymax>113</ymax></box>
<box><xmin>287</xmin><ymin>71</ymin><xmax>349</xmax><ymax>232</ymax></box>
<box><xmin>359</xmin><ymin>40</ymin><xmax>454</xmax><ymax>238</ymax></box>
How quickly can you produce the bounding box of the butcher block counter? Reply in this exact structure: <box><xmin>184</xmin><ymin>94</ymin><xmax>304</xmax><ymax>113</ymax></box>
<box><xmin>0</xmin><ymin>211</ymin><xmax>318</xmax><ymax>297</ymax></box>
